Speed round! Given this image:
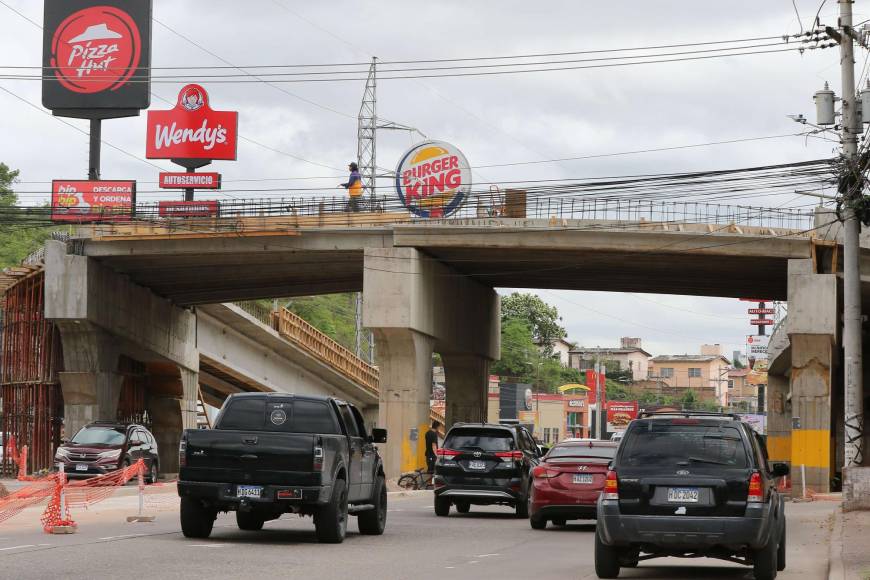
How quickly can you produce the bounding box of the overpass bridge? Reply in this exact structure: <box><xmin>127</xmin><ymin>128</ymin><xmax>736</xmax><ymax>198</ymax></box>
<box><xmin>13</xmin><ymin>196</ymin><xmax>870</xmax><ymax>490</ymax></box>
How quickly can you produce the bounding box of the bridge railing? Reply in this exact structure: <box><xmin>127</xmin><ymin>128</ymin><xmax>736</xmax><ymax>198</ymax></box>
<box><xmin>116</xmin><ymin>195</ymin><xmax>816</xmax><ymax>231</ymax></box>
<box><xmin>270</xmin><ymin>307</ymin><xmax>380</xmax><ymax>397</ymax></box>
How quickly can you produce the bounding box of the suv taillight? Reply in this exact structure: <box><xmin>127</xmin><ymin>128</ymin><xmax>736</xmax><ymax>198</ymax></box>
<box><xmin>747</xmin><ymin>471</ymin><xmax>763</xmax><ymax>503</ymax></box>
<box><xmin>495</xmin><ymin>450</ymin><xmax>524</xmax><ymax>462</ymax></box>
<box><xmin>603</xmin><ymin>470</ymin><xmax>619</xmax><ymax>500</ymax></box>
<box><xmin>436</xmin><ymin>449</ymin><xmax>460</xmax><ymax>458</ymax></box>
<box><xmin>178</xmin><ymin>434</ymin><xmax>187</xmax><ymax>468</ymax></box>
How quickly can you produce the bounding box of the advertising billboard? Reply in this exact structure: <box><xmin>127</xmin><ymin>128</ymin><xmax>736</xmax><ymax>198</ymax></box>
<box><xmin>736</xmin><ymin>413</ymin><xmax>766</xmax><ymax>434</ymax></box>
<box><xmin>42</xmin><ymin>0</ymin><xmax>152</xmax><ymax>117</ymax></box>
<box><xmin>606</xmin><ymin>401</ymin><xmax>638</xmax><ymax>432</ymax></box>
<box><xmin>157</xmin><ymin>200</ymin><xmax>219</xmax><ymax>218</ymax></box>
<box><xmin>395</xmin><ymin>140</ymin><xmax>471</xmax><ymax>218</ymax></box>
<box><xmin>158</xmin><ymin>172</ymin><xmax>221</xmax><ymax>189</ymax></box>
<box><xmin>51</xmin><ymin>180</ymin><xmax>135</xmax><ymax>222</ymax></box>
<box><xmin>146</xmin><ymin>84</ymin><xmax>238</xmax><ymax>161</ymax></box>
<box><xmin>747</xmin><ymin>335</ymin><xmax>770</xmax><ymax>357</ymax></box>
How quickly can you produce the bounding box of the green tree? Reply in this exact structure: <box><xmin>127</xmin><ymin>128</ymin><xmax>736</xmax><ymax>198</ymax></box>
<box><xmin>500</xmin><ymin>293</ymin><xmax>566</xmax><ymax>355</ymax></box>
<box><xmin>0</xmin><ymin>163</ymin><xmax>56</xmax><ymax>268</ymax></box>
<box><xmin>490</xmin><ymin>318</ymin><xmax>538</xmax><ymax>379</ymax></box>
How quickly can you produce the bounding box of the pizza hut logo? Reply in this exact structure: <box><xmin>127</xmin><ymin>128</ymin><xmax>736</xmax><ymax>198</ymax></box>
<box><xmin>49</xmin><ymin>6</ymin><xmax>141</xmax><ymax>94</ymax></box>
<box><xmin>180</xmin><ymin>86</ymin><xmax>205</xmax><ymax>112</ymax></box>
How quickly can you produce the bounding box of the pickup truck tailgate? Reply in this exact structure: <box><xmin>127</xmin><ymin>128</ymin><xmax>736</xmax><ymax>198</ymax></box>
<box><xmin>182</xmin><ymin>429</ymin><xmax>319</xmax><ymax>486</ymax></box>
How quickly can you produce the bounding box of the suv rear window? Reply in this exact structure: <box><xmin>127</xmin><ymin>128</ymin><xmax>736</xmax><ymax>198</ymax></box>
<box><xmin>444</xmin><ymin>428</ymin><xmax>515</xmax><ymax>452</ymax></box>
<box><xmin>218</xmin><ymin>398</ymin><xmax>340</xmax><ymax>434</ymax></box>
<box><xmin>548</xmin><ymin>444</ymin><xmax>616</xmax><ymax>460</ymax></box>
<box><xmin>620</xmin><ymin>421</ymin><xmax>749</xmax><ymax>468</ymax></box>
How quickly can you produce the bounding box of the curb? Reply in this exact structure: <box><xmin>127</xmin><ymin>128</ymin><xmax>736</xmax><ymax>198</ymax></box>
<box><xmin>387</xmin><ymin>490</ymin><xmax>431</xmax><ymax>499</ymax></box>
<box><xmin>828</xmin><ymin>506</ymin><xmax>845</xmax><ymax>580</ymax></box>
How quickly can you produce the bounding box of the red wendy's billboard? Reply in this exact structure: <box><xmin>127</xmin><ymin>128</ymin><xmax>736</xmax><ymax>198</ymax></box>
<box><xmin>146</xmin><ymin>84</ymin><xmax>238</xmax><ymax>161</ymax></box>
<box><xmin>51</xmin><ymin>180</ymin><xmax>135</xmax><ymax>222</ymax></box>
<box><xmin>42</xmin><ymin>0</ymin><xmax>152</xmax><ymax>118</ymax></box>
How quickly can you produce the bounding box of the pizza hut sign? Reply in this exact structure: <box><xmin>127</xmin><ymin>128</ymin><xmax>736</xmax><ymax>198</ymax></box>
<box><xmin>146</xmin><ymin>84</ymin><xmax>238</xmax><ymax>161</ymax></box>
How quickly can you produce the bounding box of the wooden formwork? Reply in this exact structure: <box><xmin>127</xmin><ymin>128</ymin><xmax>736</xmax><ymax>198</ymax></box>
<box><xmin>0</xmin><ymin>270</ymin><xmax>64</xmax><ymax>475</ymax></box>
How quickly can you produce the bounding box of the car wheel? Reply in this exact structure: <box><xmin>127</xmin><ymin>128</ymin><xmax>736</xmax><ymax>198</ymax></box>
<box><xmin>515</xmin><ymin>490</ymin><xmax>530</xmax><ymax>518</ymax></box>
<box><xmin>594</xmin><ymin>530</ymin><xmax>621</xmax><ymax>579</ymax></box>
<box><xmin>776</xmin><ymin>525</ymin><xmax>786</xmax><ymax>572</ymax></box>
<box><xmin>314</xmin><ymin>479</ymin><xmax>348</xmax><ymax>544</ymax></box>
<box><xmin>455</xmin><ymin>501</ymin><xmax>470</xmax><ymax>514</ymax></box>
<box><xmin>147</xmin><ymin>461</ymin><xmax>158</xmax><ymax>484</ymax></box>
<box><xmin>552</xmin><ymin>518</ymin><xmax>566</xmax><ymax>527</ymax></box>
<box><xmin>236</xmin><ymin>510</ymin><xmax>265</xmax><ymax>531</ymax></box>
<box><xmin>529</xmin><ymin>514</ymin><xmax>546</xmax><ymax>530</ymax></box>
<box><xmin>752</xmin><ymin>536</ymin><xmax>778</xmax><ymax>580</ymax></box>
<box><xmin>434</xmin><ymin>496</ymin><xmax>451</xmax><ymax>517</ymax></box>
<box><xmin>180</xmin><ymin>497</ymin><xmax>216</xmax><ymax>539</ymax></box>
<box><xmin>358</xmin><ymin>475</ymin><xmax>387</xmax><ymax>535</ymax></box>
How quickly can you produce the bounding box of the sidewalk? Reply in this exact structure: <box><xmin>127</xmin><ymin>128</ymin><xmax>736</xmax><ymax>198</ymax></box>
<box><xmin>830</xmin><ymin>506</ymin><xmax>870</xmax><ymax>580</ymax></box>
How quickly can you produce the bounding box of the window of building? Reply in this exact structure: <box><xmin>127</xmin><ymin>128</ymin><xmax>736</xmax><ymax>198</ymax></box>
<box><xmin>728</xmin><ymin>380</ymin><xmax>735</xmax><ymax>389</ymax></box>
<box><xmin>688</xmin><ymin>368</ymin><xmax>702</xmax><ymax>378</ymax></box>
<box><xmin>660</xmin><ymin>368</ymin><xmax>674</xmax><ymax>378</ymax></box>
<box><xmin>567</xmin><ymin>412</ymin><xmax>582</xmax><ymax>427</ymax></box>
<box><xmin>553</xmin><ymin>428</ymin><xmax>559</xmax><ymax>442</ymax></box>
<box><xmin>543</xmin><ymin>428</ymin><xmax>551</xmax><ymax>443</ymax></box>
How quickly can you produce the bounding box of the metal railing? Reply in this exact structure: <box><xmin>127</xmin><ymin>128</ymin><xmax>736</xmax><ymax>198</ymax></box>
<box><xmin>233</xmin><ymin>300</ymin><xmax>273</xmax><ymax>326</ymax></box>
<box><xmin>271</xmin><ymin>307</ymin><xmax>379</xmax><ymax>397</ymax></box>
<box><xmin>77</xmin><ymin>194</ymin><xmax>816</xmax><ymax>233</ymax></box>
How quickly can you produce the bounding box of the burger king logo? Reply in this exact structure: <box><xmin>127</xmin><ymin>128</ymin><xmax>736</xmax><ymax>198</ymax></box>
<box><xmin>49</xmin><ymin>6</ymin><xmax>142</xmax><ymax>94</ymax></box>
<box><xmin>395</xmin><ymin>140</ymin><xmax>471</xmax><ymax>218</ymax></box>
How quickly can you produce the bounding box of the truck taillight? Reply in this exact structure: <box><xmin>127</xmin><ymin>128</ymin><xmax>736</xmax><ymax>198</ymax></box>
<box><xmin>313</xmin><ymin>445</ymin><xmax>324</xmax><ymax>472</ymax></box>
<box><xmin>495</xmin><ymin>450</ymin><xmax>524</xmax><ymax>462</ymax></box>
<box><xmin>178</xmin><ymin>434</ymin><xmax>187</xmax><ymax>468</ymax></box>
<box><xmin>603</xmin><ymin>470</ymin><xmax>619</xmax><ymax>500</ymax></box>
<box><xmin>747</xmin><ymin>471</ymin><xmax>763</xmax><ymax>503</ymax></box>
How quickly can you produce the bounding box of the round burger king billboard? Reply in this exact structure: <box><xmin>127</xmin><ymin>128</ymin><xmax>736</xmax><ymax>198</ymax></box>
<box><xmin>395</xmin><ymin>140</ymin><xmax>471</xmax><ymax>218</ymax></box>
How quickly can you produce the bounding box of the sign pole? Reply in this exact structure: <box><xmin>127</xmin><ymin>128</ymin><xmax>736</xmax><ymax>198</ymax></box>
<box><xmin>88</xmin><ymin>119</ymin><xmax>101</xmax><ymax>180</ymax></box>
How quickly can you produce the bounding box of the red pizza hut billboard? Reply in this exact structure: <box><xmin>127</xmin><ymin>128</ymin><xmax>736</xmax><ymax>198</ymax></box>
<box><xmin>158</xmin><ymin>200</ymin><xmax>219</xmax><ymax>218</ymax></box>
<box><xmin>606</xmin><ymin>401</ymin><xmax>638</xmax><ymax>432</ymax></box>
<box><xmin>146</xmin><ymin>84</ymin><xmax>238</xmax><ymax>161</ymax></box>
<box><xmin>42</xmin><ymin>0</ymin><xmax>152</xmax><ymax>117</ymax></box>
<box><xmin>51</xmin><ymin>180</ymin><xmax>135</xmax><ymax>222</ymax></box>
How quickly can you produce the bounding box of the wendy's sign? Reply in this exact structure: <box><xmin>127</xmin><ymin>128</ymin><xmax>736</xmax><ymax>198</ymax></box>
<box><xmin>42</xmin><ymin>0</ymin><xmax>152</xmax><ymax>118</ymax></box>
<box><xmin>146</xmin><ymin>84</ymin><xmax>238</xmax><ymax>163</ymax></box>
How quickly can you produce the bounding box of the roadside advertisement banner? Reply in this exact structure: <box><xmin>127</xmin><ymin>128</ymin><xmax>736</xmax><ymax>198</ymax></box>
<box><xmin>42</xmin><ymin>0</ymin><xmax>152</xmax><ymax>116</ymax></box>
<box><xmin>394</xmin><ymin>140</ymin><xmax>471</xmax><ymax>218</ymax></box>
<box><xmin>51</xmin><ymin>180</ymin><xmax>134</xmax><ymax>222</ymax></box>
<box><xmin>146</xmin><ymin>84</ymin><xmax>238</xmax><ymax>161</ymax></box>
<box><xmin>158</xmin><ymin>172</ymin><xmax>221</xmax><ymax>189</ymax></box>
<box><xmin>737</xmin><ymin>413</ymin><xmax>766</xmax><ymax>434</ymax></box>
<box><xmin>606</xmin><ymin>401</ymin><xmax>638</xmax><ymax>432</ymax></box>
<box><xmin>750</xmin><ymin>318</ymin><xmax>774</xmax><ymax>325</ymax></box>
<box><xmin>157</xmin><ymin>200</ymin><xmax>219</xmax><ymax>218</ymax></box>
<box><xmin>747</xmin><ymin>335</ymin><xmax>770</xmax><ymax>357</ymax></box>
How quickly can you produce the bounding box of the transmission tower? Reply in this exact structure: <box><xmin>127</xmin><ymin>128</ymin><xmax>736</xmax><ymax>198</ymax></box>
<box><xmin>357</xmin><ymin>57</ymin><xmax>377</xmax><ymax>202</ymax></box>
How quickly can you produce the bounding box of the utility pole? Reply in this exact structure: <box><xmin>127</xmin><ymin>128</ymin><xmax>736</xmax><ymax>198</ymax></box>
<box><xmin>835</xmin><ymin>0</ymin><xmax>865</xmax><ymax>469</ymax></box>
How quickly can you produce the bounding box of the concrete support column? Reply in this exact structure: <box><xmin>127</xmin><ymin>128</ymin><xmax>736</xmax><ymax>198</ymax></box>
<box><xmin>373</xmin><ymin>328</ymin><xmax>434</xmax><ymax>480</ymax></box>
<box><xmin>56</xmin><ymin>322</ymin><xmax>122</xmax><ymax>436</ymax></box>
<box><xmin>789</xmin><ymin>334</ymin><xmax>833</xmax><ymax>494</ymax></box>
<box><xmin>147</xmin><ymin>395</ymin><xmax>183</xmax><ymax>476</ymax></box>
<box><xmin>765</xmin><ymin>373</ymin><xmax>792</xmax><ymax>472</ymax></box>
<box><xmin>442</xmin><ymin>353</ymin><xmax>489</xmax><ymax>427</ymax></box>
<box><xmin>179</xmin><ymin>368</ymin><xmax>199</xmax><ymax>431</ymax></box>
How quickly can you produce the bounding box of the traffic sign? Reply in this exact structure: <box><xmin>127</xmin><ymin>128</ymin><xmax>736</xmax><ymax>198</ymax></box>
<box><xmin>748</xmin><ymin>308</ymin><xmax>775</xmax><ymax>315</ymax></box>
<box><xmin>750</xmin><ymin>318</ymin><xmax>774</xmax><ymax>325</ymax></box>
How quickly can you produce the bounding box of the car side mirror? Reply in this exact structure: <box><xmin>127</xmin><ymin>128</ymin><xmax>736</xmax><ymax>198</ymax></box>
<box><xmin>371</xmin><ymin>428</ymin><xmax>387</xmax><ymax>444</ymax></box>
<box><xmin>771</xmin><ymin>462</ymin><xmax>790</xmax><ymax>478</ymax></box>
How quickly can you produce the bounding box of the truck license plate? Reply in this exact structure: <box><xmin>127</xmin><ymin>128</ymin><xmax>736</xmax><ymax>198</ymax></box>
<box><xmin>667</xmin><ymin>487</ymin><xmax>699</xmax><ymax>502</ymax></box>
<box><xmin>468</xmin><ymin>460</ymin><xmax>486</xmax><ymax>470</ymax></box>
<box><xmin>572</xmin><ymin>474</ymin><xmax>593</xmax><ymax>484</ymax></box>
<box><xmin>75</xmin><ymin>463</ymin><xmax>88</xmax><ymax>472</ymax></box>
<box><xmin>236</xmin><ymin>485</ymin><xmax>262</xmax><ymax>498</ymax></box>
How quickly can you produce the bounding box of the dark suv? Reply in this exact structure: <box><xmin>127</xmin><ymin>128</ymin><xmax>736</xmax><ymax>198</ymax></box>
<box><xmin>433</xmin><ymin>423</ymin><xmax>541</xmax><ymax>517</ymax></box>
<box><xmin>595</xmin><ymin>412</ymin><xmax>789</xmax><ymax>580</ymax></box>
<box><xmin>55</xmin><ymin>422</ymin><xmax>160</xmax><ymax>483</ymax></box>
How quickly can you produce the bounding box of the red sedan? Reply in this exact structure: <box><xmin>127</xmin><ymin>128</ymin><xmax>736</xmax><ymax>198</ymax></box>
<box><xmin>529</xmin><ymin>439</ymin><xmax>618</xmax><ymax>529</ymax></box>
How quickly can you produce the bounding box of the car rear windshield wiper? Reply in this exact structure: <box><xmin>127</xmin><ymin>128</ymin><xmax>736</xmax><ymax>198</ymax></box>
<box><xmin>682</xmin><ymin>456</ymin><xmax>732</xmax><ymax>466</ymax></box>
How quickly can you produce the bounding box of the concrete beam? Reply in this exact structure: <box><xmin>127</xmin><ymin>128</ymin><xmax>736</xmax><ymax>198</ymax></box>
<box><xmin>44</xmin><ymin>241</ymin><xmax>198</xmax><ymax>372</ymax></box>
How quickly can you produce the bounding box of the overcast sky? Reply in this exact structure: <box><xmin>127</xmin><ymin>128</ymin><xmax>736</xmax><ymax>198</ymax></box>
<box><xmin>0</xmin><ymin>0</ymin><xmax>859</xmax><ymax>359</ymax></box>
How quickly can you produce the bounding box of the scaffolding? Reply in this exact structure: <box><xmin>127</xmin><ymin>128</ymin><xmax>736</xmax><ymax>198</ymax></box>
<box><xmin>0</xmin><ymin>271</ymin><xmax>63</xmax><ymax>475</ymax></box>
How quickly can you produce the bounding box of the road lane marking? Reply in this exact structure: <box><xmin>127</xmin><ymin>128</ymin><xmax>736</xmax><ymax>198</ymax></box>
<box><xmin>189</xmin><ymin>544</ymin><xmax>223</xmax><ymax>548</ymax></box>
<box><xmin>476</xmin><ymin>553</ymin><xmax>500</xmax><ymax>558</ymax></box>
<box><xmin>0</xmin><ymin>545</ymin><xmax>35</xmax><ymax>551</ymax></box>
<box><xmin>98</xmin><ymin>534</ymin><xmax>144</xmax><ymax>541</ymax></box>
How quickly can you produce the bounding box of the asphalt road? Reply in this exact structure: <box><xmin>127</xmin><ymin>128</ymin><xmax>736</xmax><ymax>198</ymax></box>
<box><xmin>0</xmin><ymin>492</ymin><xmax>837</xmax><ymax>580</ymax></box>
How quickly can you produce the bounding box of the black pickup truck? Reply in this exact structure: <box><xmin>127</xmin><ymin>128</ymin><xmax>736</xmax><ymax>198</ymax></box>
<box><xmin>177</xmin><ymin>393</ymin><xmax>387</xmax><ymax>543</ymax></box>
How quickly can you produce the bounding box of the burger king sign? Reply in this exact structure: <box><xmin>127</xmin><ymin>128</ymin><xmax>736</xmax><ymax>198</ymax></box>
<box><xmin>395</xmin><ymin>141</ymin><xmax>471</xmax><ymax>218</ymax></box>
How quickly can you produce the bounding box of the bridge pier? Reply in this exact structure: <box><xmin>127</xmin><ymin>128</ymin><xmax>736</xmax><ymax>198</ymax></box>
<box><xmin>363</xmin><ymin>247</ymin><xmax>499</xmax><ymax>479</ymax></box>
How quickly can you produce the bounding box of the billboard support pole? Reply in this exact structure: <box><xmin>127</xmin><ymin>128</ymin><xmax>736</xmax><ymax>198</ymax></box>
<box><xmin>88</xmin><ymin>119</ymin><xmax>101</xmax><ymax>180</ymax></box>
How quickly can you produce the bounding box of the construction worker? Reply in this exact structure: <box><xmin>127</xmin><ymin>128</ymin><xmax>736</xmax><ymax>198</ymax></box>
<box><xmin>340</xmin><ymin>162</ymin><xmax>363</xmax><ymax>212</ymax></box>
